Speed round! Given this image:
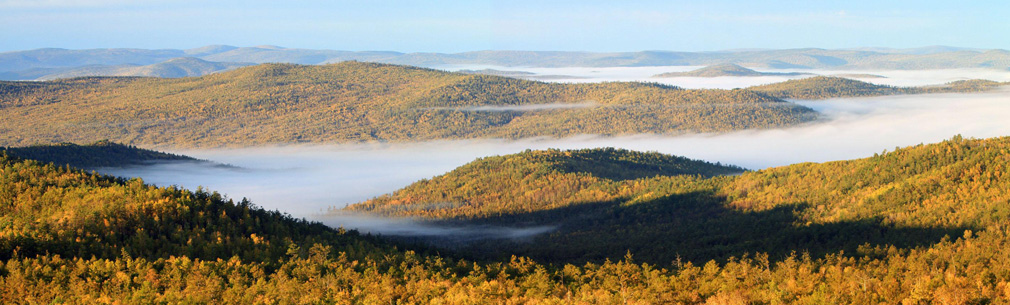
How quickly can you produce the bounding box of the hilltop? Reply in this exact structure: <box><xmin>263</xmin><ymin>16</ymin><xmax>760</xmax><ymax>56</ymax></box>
<box><xmin>1</xmin><ymin>140</ymin><xmax>208</xmax><ymax>169</ymax></box>
<box><xmin>347</xmin><ymin>136</ymin><xmax>1010</xmax><ymax>267</ymax></box>
<box><xmin>749</xmin><ymin>76</ymin><xmax>1008</xmax><ymax>99</ymax></box>
<box><xmin>0</xmin><ymin>61</ymin><xmax>815</xmax><ymax>148</ymax></box>
<box><xmin>0</xmin><ymin>57</ymin><xmax>252</xmax><ymax>81</ymax></box>
<box><xmin>654</xmin><ymin>63</ymin><xmax>811</xmax><ymax>77</ymax></box>
<box><xmin>346</xmin><ymin>148</ymin><xmax>744</xmax><ymax>218</ymax></box>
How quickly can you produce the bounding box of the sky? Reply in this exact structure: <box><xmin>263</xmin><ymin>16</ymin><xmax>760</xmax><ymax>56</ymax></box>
<box><xmin>1</xmin><ymin>0</ymin><xmax>1007</xmax><ymax>53</ymax></box>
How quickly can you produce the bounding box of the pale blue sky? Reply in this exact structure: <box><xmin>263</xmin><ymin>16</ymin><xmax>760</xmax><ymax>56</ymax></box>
<box><xmin>1</xmin><ymin>0</ymin><xmax>1006</xmax><ymax>52</ymax></box>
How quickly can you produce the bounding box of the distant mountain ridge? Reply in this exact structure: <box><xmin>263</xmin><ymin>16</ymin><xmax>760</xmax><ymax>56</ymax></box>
<box><xmin>0</xmin><ymin>57</ymin><xmax>253</xmax><ymax>80</ymax></box>
<box><xmin>653</xmin><ymin>63</ymin><xmax>812</xmax><ymax>77</ymax></box>
<box><xmin>749</xmin><ymin>76</ymin><xmax>1009</xmax><ymax>99</ymax></box>
<box><xmin>3</xmin><ymin>45</ymin><xmax>1010</xmax><ymax>80</ymax></box>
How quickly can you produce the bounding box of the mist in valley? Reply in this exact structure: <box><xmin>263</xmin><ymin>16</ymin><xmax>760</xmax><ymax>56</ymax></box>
<box><xmin>96</xmin><ymin>70</ymin><xmax>1010</xmax><ymax>239</ymax></box>
<box><xmin>441</xmin><ymin>65</ymin><xmax>1010</xmax><ymax>89</ymax></box>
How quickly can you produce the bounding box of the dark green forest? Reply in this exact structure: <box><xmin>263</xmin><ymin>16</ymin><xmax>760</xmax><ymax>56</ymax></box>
<box><xmin>0</xmin><ymin>61</ymin><xmax>815</xmax><ymax>148</ymax></box>
<box><xmin>1</xmin><ymin>140</ymin><xmax>202</xmax><ymax>169</ymax></box>
<box><xmin>5</xmin><ymin>137</ymin><xmax>1010</xmax><ymax>303</ymax></box>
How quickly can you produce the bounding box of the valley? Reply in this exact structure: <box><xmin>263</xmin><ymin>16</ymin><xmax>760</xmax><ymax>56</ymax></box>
<box><xmin>7</xmin><ymin>0</ymin><xmax>1010</xmax><ymax>302</ymax></box>
<box><xmin>4</xmin><ymin>50</ymin><xmax>1010</xmax><ymax>304</ymax></box>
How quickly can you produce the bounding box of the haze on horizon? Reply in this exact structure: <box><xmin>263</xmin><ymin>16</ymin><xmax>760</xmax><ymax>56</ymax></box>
<box><xmin>1</xmin><ymin>0</ymin><xmax>1007</xmax><ymax>53</ymax></box>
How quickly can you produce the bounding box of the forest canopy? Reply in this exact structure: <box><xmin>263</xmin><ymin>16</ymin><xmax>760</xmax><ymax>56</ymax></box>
<box><xmin>4</xmin><ymin>136</ymin><xmax>1010</xmax><ymax>303</ymax></box>
<box><xmin>749</xmin><ymin>76</ymin><xmax>1008</xmax><ymax>99</ymax></box>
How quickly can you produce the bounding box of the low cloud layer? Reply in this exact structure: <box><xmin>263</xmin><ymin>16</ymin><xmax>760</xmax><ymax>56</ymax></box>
<box><xmin>442</xmin><ymin>66</ymin><xmax>1010</xmax><ymax>89</ymax></box>
<box><xmin>314</xmin><ymin>212</ymin><xmax>556</xmax><ymax>241</ymax></box>
<box><xmin>95</xmin><ymin>71</ymin><xmax>1010</xmax><ymax>238</ymax></box>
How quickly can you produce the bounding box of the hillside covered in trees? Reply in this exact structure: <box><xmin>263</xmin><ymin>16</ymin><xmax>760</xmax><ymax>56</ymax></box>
<box><xmin>0</xmin><ymin>61</ymin><xmax>816</xmax><ymax>148</ymax></box>
<box><xmin>347</xmin><ymin>136</ymin><xmax>1010</xmax><ymax>269</ymax></box>
<box><xmin>749</xmin><ymin>76</ymin><xmax>1008</xmax><ymax>99</ymax></box>
<box><xmin>6</xmin><ymin>137</ymin><xmax>1010</xmax><ymax>302</ymax></box>
<box><xmin>346</xmin><ymin>148</ymin><xmax>745</xmax><ymax>218</ymax></box>
<box><xmin>654</xmin><ymin>63</ymin><xmax>810</xmax><ymax>77</ymax></box>
<box><xmin>1</xmin><ymin>140</ymin><xmax>204</xmax><ymax>169</ymax></box>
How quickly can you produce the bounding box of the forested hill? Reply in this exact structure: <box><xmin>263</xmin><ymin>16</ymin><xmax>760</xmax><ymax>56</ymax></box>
<box><xmin>0</xmin><ymin>61</ymin><xmax>815</xmax><ymax>148</ymax></box>
<box><xmin>749</xmin><ymin>76</ymin><xmax>1008</xmax><ymax>99</ymax></box>
<box><xmin>345</xmin><ymin>136</ymin><xmax>1010</xmax><ymax>268</ymax></box>
<box><xmin>346</xmin><ymin>148</ymin><xmax>744</xmax><ymax>218</ymax></box>
<box><xmin>1</xmin><ymin>140</ymin><xmax>202</xmax><ymax>169</ymax></box>
<box><xmin>654</xmin><ymin>63</ymin><xmax>809</xmax><ymax>77</ymax></box>
<box><xmin>10</xmin><ymin>138</ymin><xmax>1010</xmax><ymax>302</ymax></box>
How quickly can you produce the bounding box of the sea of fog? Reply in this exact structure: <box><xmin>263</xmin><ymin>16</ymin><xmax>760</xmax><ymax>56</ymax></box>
<box><xmin>96</xmin><ymin>69</ymin><xmax>1010</xmax><ymax>237</ymax></box>
<box><xmin>440</xmin><ymin>65</ymin><xmax>1010</xmax><ymax>89</ymax></box>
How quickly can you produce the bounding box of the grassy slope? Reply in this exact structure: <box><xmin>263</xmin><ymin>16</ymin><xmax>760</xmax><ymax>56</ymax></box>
<box><xmin>0</xmin><ymin>61</ymin><xmax>816</xmax><ymax>148</ymax></box>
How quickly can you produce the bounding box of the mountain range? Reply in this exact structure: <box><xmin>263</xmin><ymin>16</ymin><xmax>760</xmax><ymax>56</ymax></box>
<box><xmin>2</xmin><ymin>45</ymin><xmax>1010</xmax><ymax>80</ymax></box>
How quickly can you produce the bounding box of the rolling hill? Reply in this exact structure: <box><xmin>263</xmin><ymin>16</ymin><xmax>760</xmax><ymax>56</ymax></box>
<box><xmin>35</xmin><ymin>57</ymin><xmax>251</xmax><ymax>80</ymax></box>
<box><xmin>0</xmin><ymin>57</ymin><xmax>251</xmax><ymax>81</ymax></box>
<box><xmin>1</xmin><ymin>140</ymin><xmax>206</xmax><ymax>169</ymax></box>
<box><xmin>347</xmin><ymin>136</ymin><xmax>1010</xmax><ymax>268</ymax></box>
<box><xmin>653</xmin><ymin>63</ymin><xmax>811</xmax><ymax>77</ymax></box>
<box><xmin>346</xmin><ymin>148</ymin><xmax>744</xmax><ymax>218</ymax></box>
<box><xmin>0</xmin><ymin>61</ymin><xmax>816</xmax><ymax>148</ymax></box>
<box><xmin>5</xmin><ymin>46</ymin><xmax>1010</xmax><ymax>74</ymax></box>
<box><xmin>749</xmin><ymin>76</ymin><xmax>1009</xmax><ymax>99</ymax></box>
<box><xmin>6</xmin><ymin>136</ymin><xmax>1010</xmax><ymax>302</ymax></box>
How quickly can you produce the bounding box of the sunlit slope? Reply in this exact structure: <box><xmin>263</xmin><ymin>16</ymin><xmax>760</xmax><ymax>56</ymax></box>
<box><xmin>749</xmin><ymin>76</ymin><xmax>1008</xmax><ymax>99</ymax></box>
<box><xmin>720</xmin><ymin>135</ymin><xmax>1010</xmax><ymax>228</ymax></box>
<box><xmin>0</xmin><ymin>154</ymin><xmax>395</xmax><ymax>264</ymax></box>
<box><xmin>8</xmin><ymin>138</ymin><xmax>1010</xmax><ymax>303</ymax></box>
<box><xmin>349</xmin><ymin>136</ymin><xmax>1010</xmax><ymax>265</ymax></box>
<box><xmin>347</xmin><ymin>148</ymin><xmax>744</xmax><ymax>218</ymax></box>
<box><xmin>1</xmin><ymin>140</ymin><xmax>200</xmax><ymax>168</ymax></box>
<box><xmin>0</xmin><ymin>61</ymin><xmax>815</xmax><ymax>147</ymax></box>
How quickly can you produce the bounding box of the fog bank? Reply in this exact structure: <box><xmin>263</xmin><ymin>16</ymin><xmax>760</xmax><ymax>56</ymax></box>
<box><xmin>97</xmin><ymin>90</ymin><xmax>1010</xmax><ymax>237</ymax></box>
<box><xmin>441</xmin><ymin>65</ymin><xmax>1010</xmax><ymax>89</ymax></box>
<box><xmin>314</xmin><ymin>212</ymin><xmax>556</xmax><ymax>241</ymax></box>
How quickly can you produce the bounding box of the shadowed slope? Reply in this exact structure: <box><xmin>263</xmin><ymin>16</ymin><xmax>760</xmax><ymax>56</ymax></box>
<box><xmin>350</xmin><ymin>136</ymin><xmax>1010</xmax><ymax>267</ymax></box>
<box><xmin>2</xmin><ymin>140</ymin><xmax>202</xmax><ymax>169</ymax></box>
